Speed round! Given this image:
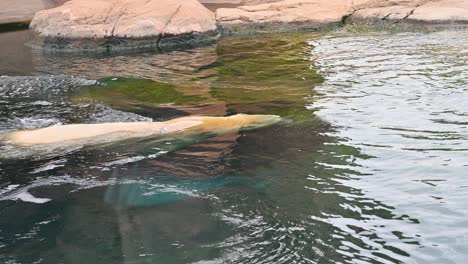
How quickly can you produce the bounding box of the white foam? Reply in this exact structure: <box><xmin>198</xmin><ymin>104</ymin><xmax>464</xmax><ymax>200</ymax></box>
<box><xmin>0</xmin><ymin>184</ymin><xmax>20</xmax><ymax>195</ymax></box>
<box><xmin>32</xmin><ymin>101</ymin><xmax>53</xmax><ymax>106</ymax></box>
<box><xmin>0</xmin><ymin>171</ymin><xmax>202</xmax><ymax>204</ymax></box>
<box><xmin>14</xmin><ymin>191</ymin><xmax>51</xmax><ymax>204</ymax></box>
<box><xmin>103</xmin><ymin>151</ymin><xmax>168</xmax><ymax>167</ymax></box>
<box><xmin>103</xmin><ymin>156</ymin><xmax>146</xmax><ymax>166</ymax></box>
<box><xmin>31</xmin><ymin>164</ymin><xmax>65</xmax><ymax>174</ymax></box>
<box><xmin>0</xmin><ymin>175</ymin><xmax>109</xmax><ymax>204</ymax></box>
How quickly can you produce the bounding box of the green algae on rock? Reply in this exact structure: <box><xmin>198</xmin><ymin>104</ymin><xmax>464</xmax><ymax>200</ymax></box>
<box><xmin>76</xmin><ymin>77</ymin><xmax>205</xmax><ymax>108</ymax></box>
<box><xmin>71</xmin><ymin>33</ymin><xmax>325</xmax><ymax>122</ymax></box>
<box><xmin>208</xmin><ymin>33</ymin><xmax>323</xmax><ymax>90</ymax></box>
<box><xmin>202</xmin><ymin>33</ymin><xmax>324</xmax><ymax>123</ymax></box>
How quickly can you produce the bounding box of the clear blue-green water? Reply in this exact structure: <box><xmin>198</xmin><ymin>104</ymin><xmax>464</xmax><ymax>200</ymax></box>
<box><xmin>0</xmin><ymin>29</ymin><xmax>467</xmax><ymax>263</ymax></box>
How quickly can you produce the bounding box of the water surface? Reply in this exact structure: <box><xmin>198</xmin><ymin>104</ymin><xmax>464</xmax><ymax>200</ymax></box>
<box><xmin>0</xmin><ymin>29</ymin><xmax>467</xmax><ymax>263</ymax></box>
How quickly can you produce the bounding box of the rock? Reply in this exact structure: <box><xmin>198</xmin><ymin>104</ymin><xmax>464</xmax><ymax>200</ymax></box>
<box><xmin>410</xmin><ymin>0</ymin><xmax>468</xmax><ymax>22</ymax></box>
<box><xmin>352</xmin><ymin>0</ymin><xmax>468</xmax><ymax>23</ymax></box>
<box><xmin>29</xmin><ymin>0</ymin><xmax>219</xmax><ymax>51</ymax></box>
<box><xmin>199</xmin><ymin>0</ymin><xmax>248</xmax><ymax>12</ymax></box>
<box><xmin>200</xmin><ymin>0</ymin><xmax>272</xmax><ymax>4</ymax></box>
<box><xmin>214</xmin><ymin>0</ymin><xmax>468</xmax><ymax>34</ymax></box>
<box><xmin>199</xmin><ymin>0</ymin><xmax>279</xmax><ymax>9</ymax></box>
<box><xmin>352</xmin><ymin>0</ymin><xmax>429</xmax><ymax>9</ymax></box>
<box><xmin>352</xmin><ymin>6</ymin><xmax>415</xmax><ymax>20</ymax></box>
<box><xmin>216</xmin><ymin>0</ymin><xmax>354</xmax><ymax>34</ymax></box>
<box><xmin>351</xmin><ymin>0</ymin><xmax>427</xmax><ymax>21</ymax></box>
<box><xmin>0</xmin><ymin>0</ymin><xmax>55</xmax><ymax>25</ymax></box>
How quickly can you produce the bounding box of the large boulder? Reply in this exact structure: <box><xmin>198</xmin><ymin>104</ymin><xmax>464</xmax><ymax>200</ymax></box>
<box><xmin>351</xmin><ymin>0</ymin><xmax>468</xmax><ymax>23</ymax></box>
<box><xmin>0</xmin><ymin>0</ymin><xmax>55</xmax><ymax>25</ymax></box>
<box><xmin>216</xmin><ymin>0</ymin><xmax>354</xmax><ymax>34</ymax></box>
<box><xmin>410</xmin><ymin>0</ymin><xmax>468</xmax><ymax>22</ymax></box>
<box><xmin>30</xmin><ymin>0</ymin><xmax>219</xmax><ymax>51</ymax></box>
<box><xmin>214</xmin><ymin>0</ymin><xmax>468</xmax><ymax>34</ymax></box>
<box><xmin>351</xmin><ymin>0</ymin><xmax>430</xmax><ymax>20</ymax></box>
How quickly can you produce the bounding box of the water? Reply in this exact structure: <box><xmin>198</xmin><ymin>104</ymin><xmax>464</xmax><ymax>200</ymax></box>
<box><xmin>309</xmin><ymin>30</ymin><xmax>468</xmax><ymax>263</ymax></box>
<box><xmin>0</xmin><ymin>28</ymin><xmax>467</xmax><ymax>263</ymax></box>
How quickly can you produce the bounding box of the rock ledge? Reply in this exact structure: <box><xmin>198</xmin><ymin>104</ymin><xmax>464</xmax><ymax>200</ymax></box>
<box><xmin>213</xmin><ymin>0</ymin><xmax>468</xmax><ymax>34</ymax></box>
<box><xmin>30</xmin><ymin>0</ymin><xmax>219</xmax><ymax>51</ymax></box>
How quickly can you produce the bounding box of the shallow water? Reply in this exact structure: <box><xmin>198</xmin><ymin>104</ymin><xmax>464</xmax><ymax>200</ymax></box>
<box><xmin>0</xmin><ymin>29</ymin><xmax>467</xmax><ymax>263</ymax></box>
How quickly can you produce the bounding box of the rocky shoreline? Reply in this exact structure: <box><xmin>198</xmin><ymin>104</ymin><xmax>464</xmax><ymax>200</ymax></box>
<box><xmin>1</xmin><ymin>0</ymin><xmax>467</xmax><ymax>52</ymax></box>
<box><xmin>214</xmin><ymin>0</ymin><xmax>468</xmax><ymax>34</ymax></box>
<box><xmin>30</xmin><ymin>30</ymin><xmax>221</xmax><ymax>52</ymax></box>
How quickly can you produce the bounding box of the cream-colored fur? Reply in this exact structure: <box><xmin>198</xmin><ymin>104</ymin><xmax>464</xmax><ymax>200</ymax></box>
<box><xmin>1</xmin><ymin>114</ymin><xmax>280</xmax><ymax>147</ymax></box>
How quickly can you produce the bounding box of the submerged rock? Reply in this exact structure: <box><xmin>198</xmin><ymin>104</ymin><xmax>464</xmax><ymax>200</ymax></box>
<box><xmin>29</xmin><ymin>0</ymin><xmax>219</xmax><ymax>51</ymax></box>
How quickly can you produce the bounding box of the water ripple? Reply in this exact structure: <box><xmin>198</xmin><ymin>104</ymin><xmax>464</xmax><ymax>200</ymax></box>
<box><xmin>310</xmin><ymin>30</ymin><xmax>468</xmax><ymax>263</ymax></box>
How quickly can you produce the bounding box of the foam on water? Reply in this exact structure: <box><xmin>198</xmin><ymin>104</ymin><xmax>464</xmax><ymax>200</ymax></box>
<box><xmin>31</xmin><ymin>159</ymin><xmax>66</xmax><ymax>174</ymax></box>
<box><xmin>0</xmin><ymin>75</ymin><xmax>96</xmax><ymax>99</ymax></box>
<box><xmin>0</xmin><ymin>75</ymin><xmax>151</xmax><ymax>131</ymax></box>
<box><xmin>103</xmin><ymin>151</ymin><xmax>168</xmax><ymax>167</ymax></box>
<box><xmin>13</xmin><ymin>191</ymin><xmax>51</xmax><ymax>204</ymax></box>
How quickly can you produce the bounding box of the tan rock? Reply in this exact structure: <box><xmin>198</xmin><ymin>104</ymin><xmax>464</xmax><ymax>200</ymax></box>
<box><xmin>216</xmin><ymin>0</ymin><xmax>354</xmax><ymax>33</ymax></box>
<box><xmin>350</xmin><ymin>0</ymin><xmax>423</xmax><ymax>20</ymax></box>
<box><xmin>352</xmin><ymin>0</ymin><xmax>429</xmax><ymax>10</ymax></box>
<box><xmin>214</xmin><ymin>0</ymin><xmax>468</xmax><ymax>33</ymax></box>
<box><xmin>409</xmin><ymin>0</ymin><xmax>468</xmax><ymax>22</ymax></box>
<box><xmin>352</xmin><ymin>6</ymin><xmax>415</xmax><ymax>20</ymax></box>
<box><xmin>0</xmin><ymin>0</ymin><xmax>55</xmax><ymax>24</ymax></box>
<box><xmin>199</xmin><ymin>0</ymin><xmax>278</xmax><ymax>6</ymax></box>
<box><xmin>352</xmin><ymin>0</ymin><xmax>468</xmax><ymax>22</ymax></box>
<box><xmin>30</xmin><ymin>0</ymin><xmax>218</xmax><ymax>50</ymax></box>
<box><xmin>199</xmin><ymin>0</ymin><xmax>274</xmax><ymax>12</ymax></box>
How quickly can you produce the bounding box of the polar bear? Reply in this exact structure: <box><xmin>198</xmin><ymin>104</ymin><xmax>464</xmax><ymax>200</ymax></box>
<box><xmin>1</xmin><ymin>114</ymin><xmax>281</xmax><ymax>147</ymax></box>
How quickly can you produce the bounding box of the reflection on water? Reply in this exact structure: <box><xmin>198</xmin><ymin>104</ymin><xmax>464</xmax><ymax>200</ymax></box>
<box><xmin>310</xmin><ymin>30</ymin><xmax>468</xmax><ymax>263</ymax></box>
<box><xmin>0</xmin><ymin>29</ymin><xmax>467</xmax><ymax>263</ymax></box>
<box><xmin>34</xmin><ymin>43</ymin><xmax>219</xmax><ymax>86</ymax></box>
<box><xmin>0</xmin><ymin>30</ymin><xmax>36</xmax><ymax>75</ymax></box>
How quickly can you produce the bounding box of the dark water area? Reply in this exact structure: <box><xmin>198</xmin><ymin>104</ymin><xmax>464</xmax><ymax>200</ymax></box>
<box><xmin>0</xmin><ymin>28</ymin><xmax>467</xmax><ymax>264</ymax></box>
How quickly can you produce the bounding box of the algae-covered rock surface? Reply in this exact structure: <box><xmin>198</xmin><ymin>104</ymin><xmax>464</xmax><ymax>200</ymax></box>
<box><xmin>70</xmin><ymin>33</ymin><xmax>324</xmax><ymax>122</ymax></box>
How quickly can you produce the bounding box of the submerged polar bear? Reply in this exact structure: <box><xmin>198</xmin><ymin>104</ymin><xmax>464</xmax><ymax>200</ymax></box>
<box><xmin>1</xmin><ymin>114</ymin><xmax>281</xmax><ymax>148</ymax></box>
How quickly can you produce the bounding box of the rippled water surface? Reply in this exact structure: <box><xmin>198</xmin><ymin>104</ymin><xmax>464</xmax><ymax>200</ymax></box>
<box><xmin>0</xmin><ymin>29</ymin><xmax>467</xmax><ymax>263</ymax></box>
